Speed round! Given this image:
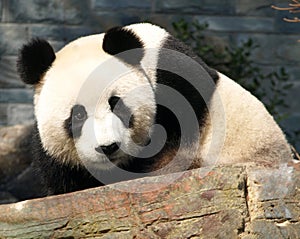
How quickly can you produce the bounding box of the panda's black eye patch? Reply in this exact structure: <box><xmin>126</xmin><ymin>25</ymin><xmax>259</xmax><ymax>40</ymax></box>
<box><xmin>108</xmin><ymin>96</ymin><xmax>134</xmax><ymax>128</ymax></box>
<box><xmin>64</xmin><ymin>104</ymin><xmax>87</xmax><ymax>138</ymax></box>
<box><xmin>72</xmin><ymin>105</ymin><xmax>87</xmax><ymax>122</ymax></box>
<box><xmin>108</xmin><ymin>96</ymin><xmax>120</xmax><ymax>111</ymax></box>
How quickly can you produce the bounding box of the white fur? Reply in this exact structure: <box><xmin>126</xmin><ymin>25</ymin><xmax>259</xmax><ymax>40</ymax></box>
<box><xmin>125</xmin><ymin>23</ymin><xmax>168</xmax><ymax>88</ymax></box>
<box><xmin>200</xmin><ymin>73</ymin><xmax>292</xmax><ymax>166</ymax></box>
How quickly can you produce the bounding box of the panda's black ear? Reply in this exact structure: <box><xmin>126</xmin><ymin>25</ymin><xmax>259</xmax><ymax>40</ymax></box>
<box><xmin>17</xmin><ymin>38</ymin><xmax>56</xmax><ymax>85</ymax></box>
<box><xmin>102</xmin><ymin>26</ymin><xmax>144</xmax><ymax>65</ymax></box>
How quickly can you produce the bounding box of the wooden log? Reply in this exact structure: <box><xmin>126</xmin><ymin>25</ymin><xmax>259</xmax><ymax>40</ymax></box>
<box><xmin>0</xmin><ymin>166</ymin><xmax>248</xmax><ymax>239</ymax></box>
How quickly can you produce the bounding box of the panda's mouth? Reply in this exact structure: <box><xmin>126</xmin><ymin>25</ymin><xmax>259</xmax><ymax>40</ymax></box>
<box><xmin>96</xmin><ymin>148</ymin><xmax>127</xmax><ymax>163</ymax></box>
<box><xmin>90</xmin><ymin>142</ymin><xmax>133</xmax><ymax>168</ymax></box>
<box><xmin>106</xmin><ymin>154</ymin><xmax>120</xmax><ymax>163</ymax></box>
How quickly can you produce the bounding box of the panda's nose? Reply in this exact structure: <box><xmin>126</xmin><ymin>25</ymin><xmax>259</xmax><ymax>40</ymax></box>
<box><xmin>95</xmin><ymin>142</ymin><xmax>120</xmax><ymax>155</ymax></box>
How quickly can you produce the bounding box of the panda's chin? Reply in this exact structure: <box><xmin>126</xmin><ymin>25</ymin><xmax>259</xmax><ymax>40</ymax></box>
<box><xmin>80</xmin><ymin>153</ymin><xmax>130</xmax><ymax>171</ymax></box>
<box><xmin>82</xmin><ymin>157</ymin><xmax>118</xmax><ymax>171</ymax></box>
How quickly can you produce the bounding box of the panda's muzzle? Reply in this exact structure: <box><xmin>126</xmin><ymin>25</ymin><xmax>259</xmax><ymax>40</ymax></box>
<box><xmin>95</xmin><ymin>142</ymin><xmax>120</xmax><ymax>156</ymax></box>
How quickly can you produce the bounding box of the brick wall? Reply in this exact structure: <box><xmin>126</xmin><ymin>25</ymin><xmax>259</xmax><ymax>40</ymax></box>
<box><xmin>0</xmin><ymin>0</ymin><xmax>299</xmax><ymax>145</ymax></box>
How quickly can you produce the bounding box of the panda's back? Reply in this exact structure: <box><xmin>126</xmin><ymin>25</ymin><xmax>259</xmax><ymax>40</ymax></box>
<box><xmin>200</xmin><ymin>72</ymin><xmax>291</xmax><ymax>166</ymax></box>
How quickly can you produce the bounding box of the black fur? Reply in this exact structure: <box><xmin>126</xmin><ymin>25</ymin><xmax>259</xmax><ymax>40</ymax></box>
<box><xmin>109</xmin><ymin>96</ymin><xmax>135</xmax><ymax>128</ymax></box>
<box><xmin>17</xmin><ymin>38</ymin><xmax>56</xmax><ymax>84</ymax></box>
<box><xmin>154</xmin><ymin>35</ymin><xmax>219</xmax><ymax>145</ymax></box>
<box><xmin>64</xmin><ymin>104</ymin><xmax>88</xmax><ymax>139</ymax></box>
<box><xmin>31</xmin><ymin>123</ymin><xmax>101</xmax><ymax>195</ymax></box>
<box><xmin>161</xmin><ymin>36</ymin><xmax>218</xmax><ymax>82</ymax></box>
<box><xmin>31</xmin><ymin>123</ymin><xmax>142</xmax><ymax>194</ymax></box>
<box><xmin>131</xmin><ymin>35</ymin><xmax>220</xmax><ymax>174</ymax></box>
<box><xmin>102</xmin><ymin>26</ymin><xmax>144</xmax><ymax>65</ymax></box>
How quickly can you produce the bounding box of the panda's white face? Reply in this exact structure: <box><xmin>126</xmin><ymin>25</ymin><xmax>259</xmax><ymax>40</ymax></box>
<box><xmin>35</xmin><ymin>33</ymin><xmax>156</xmax><ymax>170</ymax></box>
<box><xmin>73</xmin><ymin>71</ymin><xmax>156</xmax><ymax>170</ymax></box>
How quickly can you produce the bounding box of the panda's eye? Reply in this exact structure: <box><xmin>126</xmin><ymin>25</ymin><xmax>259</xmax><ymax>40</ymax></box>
<box><xmin>72</xmin><ymin>105</ymin><xmax>87</xmax><ymax>122</ymax></box>
<box><xmin>108</xmin><ymin>96</ymin><xmax>120</xmax><ymax>111</ymax></box>
<box><xmin>75</xmin><ymin>111</ymin><xmax>85</xmax><ymax>121</ymax></box>
<box><xmin>64</xmin><ymin>104</ymin><xmax>87</xmax><ymax>138</ymax></box>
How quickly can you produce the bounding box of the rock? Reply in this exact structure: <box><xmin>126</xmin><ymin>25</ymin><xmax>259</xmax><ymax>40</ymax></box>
<box><xmin>0</xmin><ymin>124</ymin><xmax>43</xmax><ymax>202</ymax></box>
<box><xmin>155</xmin><ymin>0</ymin><xmax>235</xmax><ymax>14</ymax></box>
<box><xmin>0</xmin><ymin>163</ymin><xmax>298</xmax><ymax>238</ymax></box>
<box><xmin>0</xmin><ymin>166</ymin><xmax>248</xmax><ymax>238</ymax></box>
<box><xmin>5</xmin><ymin>0</ymin><xmax>89</xmax><ymax>25</ymax></box>
<box><xmin>0</xmin><ymin>124</ymin><xmax>32</xmax><ymax>184</ymax></box>
<box><xmin>242</xmin><ymin>162</ymin><xmax>300</xmax><ymax>238</ymax></box>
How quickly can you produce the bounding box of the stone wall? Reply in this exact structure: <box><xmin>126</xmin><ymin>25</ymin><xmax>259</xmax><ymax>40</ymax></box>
<box><xmin>0</xmin><ymin>0</ymin><xmax>299</xmax><ymax>145</ymax></box>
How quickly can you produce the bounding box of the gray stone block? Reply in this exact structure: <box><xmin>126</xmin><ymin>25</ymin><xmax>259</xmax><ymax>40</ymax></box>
<box><xmin>0</xmin><ymin>102</ymin><xmax>34</xmax><ymax>126</ymax></box>
<box><xmin>280</xmin><ymin>113</ymin><xmax>300</xmax><ymax>151</ymax></box>
<box><xmin>155</xmin><ymin>0</ymin><xmax>235</xmax><ymax>14</ymax></box>
<box><xmin>5</xmin><ymin>0</ymin><xmax>62</xmax><ymax>23</ymax></box>
<box><xmin>0</xmin><ymin>89</ymin><xmax>33</xmax><ymax>103</ymax></box>
<box><xmin>236</xmin><ymin>0</ymin><xmax>280</xmax><ymax>17</ymax></box>
<box><xmin>234</xmin><ymin>33</ymin><xmax>300</xmax><ymax>65</ymax></box>
<box><xmin>193</xmin><ymin>15</ymin><xmax>274</xmax><ymax>33</ymax></box>
<box><xmin>5</xmin><ymin>0</ymin><xmax>89</xmax><ymax>25</ymax></box>
<box><xmin>62</xmin><ymin>0</ymin><xmax>91</xmax><ymax>25</ymax></box>
<box><xmin>268</xmin><ymin>35</ymin><xmax>300</xmax><ymax>64</ymax></box>
<box><xmin>0</xmin><ymin>24</ymin><xmax>30</xmax><ymax>55</ymax></box>
<box><xmin>29</xmin><ymin>25</ymin><xmax>67</xmax><ymax>41</ymax></box>
<box><xmin>7</xmin><ymin>104</ymin><xmax>34</xmax><ymax>125</ymax></box>
<box><xmin>282</xmin><ymin>114</ymin><xmax>300</xmax><ymax>130</ymax></box>
<box><xmin>92</xmin><ymin>12</ymin><xmax>146</xmax><ymax>30</ymax></box>
<box><xmin>222</xmin><ymin>34</ymin><xmax>272</xmax><ymax>65</ymax></box>
<box><xmin>149</xmin><ymin>14</ymin><xmax>194</xmax><ymax>34</ymax></box>
<box><xmin>0</xmin><ymin>56</ymin><xmax>24</xmax><ymax>88</ymax></box>
<box><xmin>285</xmin><ymin>66</ymin><xmax>300</xmax><ymax>82</ymax></box>
<box><xmin>261</xmin><ymin>65</ymin><xmax>300</xmax><ymax>83</ymax></box>
<box><xmin>283</xmin><ymin>81</ymin><xmax>300</xmax><ymax>116</ymax></box>
<box><xmin>92</xmin><ymin>0</ymin><xmax>152</xmax><ymax>11</ymax></box>
<box><xmin>30</xmin><ymin>24</ymin><xmax>95</xmax><ymax>43</ymax></box>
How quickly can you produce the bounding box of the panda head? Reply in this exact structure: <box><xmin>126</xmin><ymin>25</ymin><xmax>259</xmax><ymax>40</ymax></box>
<box><xmin>17</xmin><ymin>23</ymin><xmax>170</xmax><ymax>170</ymax></box>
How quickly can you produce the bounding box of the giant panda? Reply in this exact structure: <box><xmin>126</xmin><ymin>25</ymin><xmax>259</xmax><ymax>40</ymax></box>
<box><xmin>17</xmin><ymin>23</ymin><xmax>292</xmax><ymax>195</ymax></box>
